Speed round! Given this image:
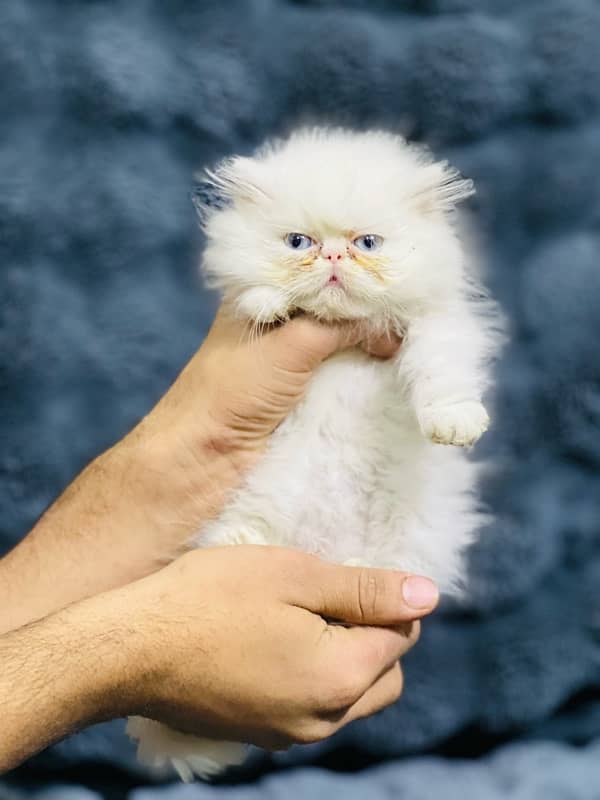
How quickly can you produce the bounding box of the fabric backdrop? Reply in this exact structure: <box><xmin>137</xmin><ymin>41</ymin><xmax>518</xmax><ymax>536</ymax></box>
<box><xmin>1</xmin><ymin>0</ymin><xmax>599</xmax><ymax>797</ymax></box>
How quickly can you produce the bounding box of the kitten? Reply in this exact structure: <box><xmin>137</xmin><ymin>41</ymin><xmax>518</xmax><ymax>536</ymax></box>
<box><xmin>127</xmin><ymin>127</ymin><xmax>502</xmax><ymax>781</ymax></box>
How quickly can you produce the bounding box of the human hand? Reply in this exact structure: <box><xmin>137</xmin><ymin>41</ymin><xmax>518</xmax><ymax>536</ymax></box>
<box><xmin>1</xmin><ymin>307</ymin><xmax>399</xmax><ymax>633</ymax></box>
<box><xmin>111</xmin><ymin>546</ymin><xmax>437</xmax><ymax>749</ymax></box>
<box><xmin>125</xmin><ymin>306</ymin><xmax>400</xmax><ymax>536</ymax></box>
<box><xmin>143</xmin><ymin>305</ymin><xmax>400</xmax><ymax>459</ymax></box>
<box><xmin>0</xmin><ymin>545</ymin><xmax>437</xmax><ymax>773</ymax></box>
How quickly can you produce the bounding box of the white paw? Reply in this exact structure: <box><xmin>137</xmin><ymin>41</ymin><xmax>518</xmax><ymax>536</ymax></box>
<box><xmin>418</xmin><ymin>400</ymin><xmax>489</xmax><ymax>447</ymax></box>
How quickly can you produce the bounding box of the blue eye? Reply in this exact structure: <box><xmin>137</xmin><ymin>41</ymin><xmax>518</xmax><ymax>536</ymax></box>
<box><xmin>353</xmin><ymin>234</ymin><xmax>384</xmax><ymax>252</ymax></box>
<box><xmin>285</xmin><ymin>233</ymin><xmax>314</xmax><ymax>250</ymax></box>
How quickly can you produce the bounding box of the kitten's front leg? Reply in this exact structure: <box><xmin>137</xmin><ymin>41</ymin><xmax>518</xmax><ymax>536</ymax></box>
<box><xmin>398</xmin><ymin>307</ymin><xmax>492</xmax><ymax>447</ymax></box>
<box><xmin>418</xmin><ymin>400</ymin><xmax>489</xmax><ymax>447</ymax></box>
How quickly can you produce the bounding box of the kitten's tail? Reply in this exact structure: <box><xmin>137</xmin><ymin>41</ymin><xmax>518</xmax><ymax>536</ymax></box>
<box><xmin>127</xmin><ymin>716</ymin><xmax>248</xmax><ymax>783</ymax></box>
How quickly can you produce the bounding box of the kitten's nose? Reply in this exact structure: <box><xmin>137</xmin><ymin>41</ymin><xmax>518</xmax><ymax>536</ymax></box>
<box><xmin>321</xmin><ymin>246</ymin><xmax>344</xmax><ymax>262</ymax></box>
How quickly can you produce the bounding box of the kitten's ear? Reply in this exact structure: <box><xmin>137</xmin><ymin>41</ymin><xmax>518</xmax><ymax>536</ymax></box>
<box><xmin>192</xmin><ymin>156</ymin><xmax>267</xmax><ymax>223</ymax></box>
<box><xmin>412</xmin><ymin>161</ymin><xmax>475</xmax><ymax>214</ymax></box>
<box><xmin>191</xmin><ymin>180</ymin><xmax>231</xmax><ymax>223</ymax></box>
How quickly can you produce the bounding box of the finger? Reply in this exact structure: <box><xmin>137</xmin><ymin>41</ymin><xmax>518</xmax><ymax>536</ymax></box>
<box><xmin>328</xmin><ymin>620</ymin><xmax>420</xmax><ymax>670</ymax></box>
<box><xmin>360</xmin><ymin>330</ymin><xmax>402</xmax><ymax>358</ymax></box>
<box><xmin>270</xmin><ymin>316</ymin><xmax>401</xmax><ymax>370</ymax></box>
<box><xmin>332</xmin><ymin>662</ymin><xmax>404</xmax><ymax>729</ymax></box>
<box><xmin>295</xmin><ymin>560</ymin><xmax>439</xmax><ymax>625</ymax></box>
<box><xmin>210</xmin><ymin>304</ymin><xmax>401</xmax><ymax>376</ymax></box>
<box><xmin>317</xmin><ymin>621</ymin><xmax>419</xmax><ymax>706</ymax></box>
<box><xmin>207</xmin><ymin>305</ymin><xmax>347</xmax><ymax>361</ymax></box>
<box><xmin>271</xmin><ymin>316</ymin><xmax>363</xmax><ymax>369</ymax></box>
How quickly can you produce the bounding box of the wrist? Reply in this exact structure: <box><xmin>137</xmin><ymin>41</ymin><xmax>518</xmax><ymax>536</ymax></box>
<box><xmin>53</xmin><ymin>587</ymin><xmax>160</xmax><ymax>723</ymax></box>
<box><xmin>120</xmin><ymin>407</ymin><xmax>259</xmax><ymax>541</ymax></box>
<box><xmin>0</xmin><ymin>593</ymin><xmax>140</xmax><ymax>771</ymax></box>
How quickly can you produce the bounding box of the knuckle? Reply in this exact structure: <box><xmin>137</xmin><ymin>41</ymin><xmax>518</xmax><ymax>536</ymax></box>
<box><xmin>357</xmin><ymin>569</ymin><xmax>384</xmax><ymax>621</ymax></box>
<box><xmin>331</xmin><ymin>675</ymin><xmax>364</xmax><ymax>710</ymax></box>
<box><xmin>283</xmin><ymin>550</ymin><xmax>323</xmax><ymax>588</ymax></box>
<box><xmin>266</xmin><ymin>546</ymin><xmax>312</xmax><ymax>579</ymax></box>
<box><xmin>289</xmin><ymin>720</ymin><xmax>334</xmax><ymax>745</ymax></box>
<box><xmin>316</xmin><ymin>672</ymin><xmax>363</xmax><ymax>712</ymax></box>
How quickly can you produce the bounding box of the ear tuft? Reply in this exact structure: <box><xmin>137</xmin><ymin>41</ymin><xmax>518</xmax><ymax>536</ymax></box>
<box><xmin>192</xmin><ymin>155</ymin><xmax>268</xmax><ymax>225</ymax></box>
<box><xmin>412</xmin><ymin>160</ymin><xmax>475</xmax><ymax>214</ymax></box>
<box><xmin>435</xmin><ymin>164</ymin><xmax>475</xmax><ymax>209</ymax></box>
<box><xmin>191</xmin><ymin>180</ymin><xmax>232</xmax><ymax>224</ymax></box>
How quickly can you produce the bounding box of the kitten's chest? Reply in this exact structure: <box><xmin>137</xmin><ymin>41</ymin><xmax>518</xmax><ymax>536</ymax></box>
<box><xmin>203</xmin><ymin>348</ymin><xmax>428</xmax><ymax>566</ymax></box>
<box><xmin>284</xmin><ymin>349</ymin><xmax>406</xmax><ymax>436</ymax></box>
<box><xmin>256</xmin><ymin>350</ymin><xmax>419</xmax><ymax>562</ymax></box>
<box><xmin>271</xmin><ymin>350</ymin><xmax>417</xmax><ymax>476</ymax></box>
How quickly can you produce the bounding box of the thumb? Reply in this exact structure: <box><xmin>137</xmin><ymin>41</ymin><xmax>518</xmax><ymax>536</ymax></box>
<box><xmin>297</xmin><ymin>560</ymin><xmax>439</xmax><ymax>625</ymax></box>
<box><xmin>271</xmin><ymin>317</ymin><xmax>401</xmax><ymax>374</ymax></box>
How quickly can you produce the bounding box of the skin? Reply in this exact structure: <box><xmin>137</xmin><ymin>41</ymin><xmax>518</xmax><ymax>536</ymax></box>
<box><xmin>0</xmin><ymin>307</ymin><xmax>439</xmax><ymax>773</ymax></box>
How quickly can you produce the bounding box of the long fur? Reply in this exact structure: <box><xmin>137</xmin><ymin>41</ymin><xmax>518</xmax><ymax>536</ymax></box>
<box><xmin>128</xmin><ymin>127</ymin><xmax>503</xmax><ymax>780</ymax></box>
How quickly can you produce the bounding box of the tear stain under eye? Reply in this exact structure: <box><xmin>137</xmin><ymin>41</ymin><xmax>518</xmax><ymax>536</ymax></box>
<box><xmin>284</xmin><ymin>250</ymin><xmax>388</xmax><ymax>279</ymax></box>
<box><xmin>299</xmin><ymin>253</ymin><xmax>318</xmax><ymax>269</ymax></box>
<box><xmin>283</xmin><ymin>252</ymin><xmax>319</xmax><ymax>270</ymax></box>
<box><xmin>350</xmin><ymin>250</ymin><xmax>387</xmax><ymax>281</ymax></box>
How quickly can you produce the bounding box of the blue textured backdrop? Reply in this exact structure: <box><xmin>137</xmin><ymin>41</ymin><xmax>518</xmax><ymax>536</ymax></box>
<box><xmin>1</xmin><ymin>1</ymin><xmax>600</xmax><ymax>798</ymax></box>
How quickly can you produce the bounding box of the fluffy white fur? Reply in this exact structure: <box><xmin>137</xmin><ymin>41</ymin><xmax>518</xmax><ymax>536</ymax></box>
<box><xmin>127</xmin><ymin>127</ymin><xmax>502</xmax><ymax>780</ymax></box>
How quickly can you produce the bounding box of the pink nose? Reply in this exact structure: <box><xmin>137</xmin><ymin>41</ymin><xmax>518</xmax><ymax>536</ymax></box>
<box><xmin>321</xmin><ymin>247</ymin><xmax>344</xmax><ymax>262</ymax></box>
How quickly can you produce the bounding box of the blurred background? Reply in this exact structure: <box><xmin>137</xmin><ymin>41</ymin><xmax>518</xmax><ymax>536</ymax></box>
<box><xmin>1</xmin><ymin>0</ymin><xmax>600</xmax><ymax>797</ymax></box>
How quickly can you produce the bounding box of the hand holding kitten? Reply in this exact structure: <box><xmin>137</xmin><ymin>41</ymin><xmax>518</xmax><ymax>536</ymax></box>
<box><xmin>1</xmin><ymin>303</ymin><xmax>400</xmax><ymax>633</ymax></box>
<box><xmin>142</xmin><ymin>304</ymin><xmax>401</xmax><ymax>466</ymax></box>
<box><xmin>130</xmin><ymin>127</ymin><xmax>502</xmax><ymax>778</ymax></box>
<box><xmin>126</xmin><ymin>546</ymin><xmax>435</xmax><ymax>764</ymax></box>
<box><xmin>0</xmin><ymin>540</ymin><xmax>437</xmax><ymax>775</ymax></box>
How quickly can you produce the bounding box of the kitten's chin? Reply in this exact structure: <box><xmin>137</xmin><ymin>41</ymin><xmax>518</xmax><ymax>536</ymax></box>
<box><xmin>295</xmin><ymin>291</ymin><xmax>378</xmax><ymax>323</ymax></box>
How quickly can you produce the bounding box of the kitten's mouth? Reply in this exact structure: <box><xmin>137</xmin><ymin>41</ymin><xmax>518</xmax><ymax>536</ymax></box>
<box><xmin>325</xmin><ymin>273</ymin><xmax>344</xmax><ymax>288</ymax></box>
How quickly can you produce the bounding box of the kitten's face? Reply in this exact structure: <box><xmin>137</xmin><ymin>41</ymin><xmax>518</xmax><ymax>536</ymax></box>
<box><xmin>199</xmin><ymin>129</ymin><xmax>472</xmax><ymax>327</ymax></box>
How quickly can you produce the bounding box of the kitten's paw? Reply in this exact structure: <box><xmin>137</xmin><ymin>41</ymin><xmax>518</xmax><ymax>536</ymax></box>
<box><xmin>418</xmin><ymin>401</ymin><xmax>489</xmax><ymax>447</ymax></box>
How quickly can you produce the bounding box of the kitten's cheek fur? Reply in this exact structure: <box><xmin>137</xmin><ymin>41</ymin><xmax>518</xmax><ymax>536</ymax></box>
<box><xmin>235</xmin><ymin>286</ymin><xmax>290</xmax><ymax>322</ymax></box>
<box><xmin>417</xmin><ymin>400</ymin><xmax>490</xmax><ymax>447</ymax></box>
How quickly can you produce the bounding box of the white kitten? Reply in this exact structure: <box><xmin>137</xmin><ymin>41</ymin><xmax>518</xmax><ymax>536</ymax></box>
<box><xmin>128</xmin><ymin>127</ymin><xmax>502</xmax><ymax>781</ymax></box>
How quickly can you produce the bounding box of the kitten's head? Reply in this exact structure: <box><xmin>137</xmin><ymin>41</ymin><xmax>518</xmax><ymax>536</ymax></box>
<box><xmin>194</xmin><ymin>128</ymin><xmax>473</xmax><ymax>327</ymax></box>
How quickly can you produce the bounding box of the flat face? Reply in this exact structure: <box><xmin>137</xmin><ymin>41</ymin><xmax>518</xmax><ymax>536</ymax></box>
<box><xmin>204</xmin><ymin>129</ymin><xmax>466</xmax><ymax>322</ymax></box>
